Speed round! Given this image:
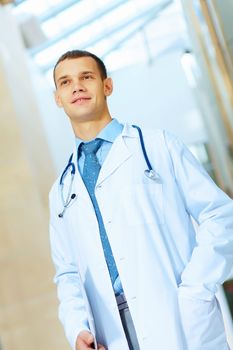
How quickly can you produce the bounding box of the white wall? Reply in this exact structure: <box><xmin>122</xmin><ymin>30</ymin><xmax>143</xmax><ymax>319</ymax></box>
<box><xmin>109</xmin><ymin>49</ymin><xmax>206</xmax><ymax>144</ymax></box>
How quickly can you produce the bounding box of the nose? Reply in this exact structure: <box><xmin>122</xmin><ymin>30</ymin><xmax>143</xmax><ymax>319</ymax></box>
<box><xmin>72</xmin><ymin>79</ymin><xmax>86</xmax><ymax>94</ymax></box>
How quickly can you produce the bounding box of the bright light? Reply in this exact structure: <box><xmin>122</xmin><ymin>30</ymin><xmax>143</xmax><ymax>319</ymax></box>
<box><xmin>181</xmin><ymin>51</ymin><xmax>197</xmax><ymax>88</ymax></box>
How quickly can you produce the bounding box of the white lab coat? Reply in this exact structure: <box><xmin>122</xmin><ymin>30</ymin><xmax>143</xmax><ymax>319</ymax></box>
<box><xmin>49</xmin><ymin>124</ymin><xmax>233</xmax><ymax>350</ymax></box>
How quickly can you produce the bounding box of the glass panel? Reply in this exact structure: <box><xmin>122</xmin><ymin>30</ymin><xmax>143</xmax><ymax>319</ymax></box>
<box><xmin>13</xmin><ymin>0</ymin><xmax>61</xmax><ymax>16</ymax></box>
<box><xmin>104</xmin><ymin>32</ymin><xmax>147</xmax><ymax>71</ymax></box>
<box><xmin>101</xmin><ymin>2</ymin><xmax>135</xmax><ymax>28</ymax></box>
<box><xmin>34</xmin><ymin>39</ymin><xmax>70</xmax><ymax>67</ymax></box>
<box><xmin>47</xmin><ymin>0</ymin><xmax>63</xmax><ymax>6</ymax></box>
<box><xmin>133</xmin><ymin>0</ymin><xmax>161</xmax><ymax>9</ymax></box>
<box><xmin>13</xmin><ymin>0</ymin><xmax>188</xmax><ymax>75</ymax></box>
<box><xmin>53</xmin><ymin>2</ymin><xmax>92</xmax><ymax>30</ymax></box>
<box><xmin>67</xmin><ymin>21</ymin><xmax>105</xmax><ymax>47</ymax></box>
<box><xmin>41</xmin><ymin>17</ymin><xmax>61</xmax><ymax>38</ymax></box>
<box><xmin>14</xmin><ymin>0</ymin><xmax>42</xmax><ymax>15</ymax></box>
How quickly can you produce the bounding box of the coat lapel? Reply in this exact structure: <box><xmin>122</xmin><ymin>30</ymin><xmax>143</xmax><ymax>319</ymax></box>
<box><xmin>69</xmin><ymin>123</ymin><xmax>138</xmax><ymax>192</ymax></box>
<box><xmin>71</xmin><ymin>144</ymin><xmax>92</xmax><ymax>202</ymax></box>
<box><xmin>97</xmin><ymin>124</ymin><xmax>138</xmax><ymax>186</ymax></box>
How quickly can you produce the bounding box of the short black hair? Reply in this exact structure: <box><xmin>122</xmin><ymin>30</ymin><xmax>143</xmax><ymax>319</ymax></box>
<box><xmin>53</xmin><ymin>50</ymin><xmax>107</xmax><ymax>87</ymax></box>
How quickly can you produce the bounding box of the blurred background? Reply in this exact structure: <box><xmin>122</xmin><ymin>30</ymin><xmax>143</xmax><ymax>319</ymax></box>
<box><xmin>0</xmin><ymin>0</ymin><xmax>233</xmax><ymax>349</ymax></box>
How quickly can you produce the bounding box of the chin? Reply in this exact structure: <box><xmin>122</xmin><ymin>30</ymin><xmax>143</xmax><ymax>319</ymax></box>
<box><xmin>69</xmin><ymin>114</ymin><xmax>98</xmax><ymax>123</ymax></box>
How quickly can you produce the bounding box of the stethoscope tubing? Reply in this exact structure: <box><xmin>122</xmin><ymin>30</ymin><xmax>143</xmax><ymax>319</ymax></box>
<box><xmin>60</xmin><ymin>153</ymin><xmax>75</xmax><ymax>185</ymax></box>
<box><xmin>132</xmin><ymin>125</ymin><xmax>153</xmax><ymax>171</ymax></box>
<box><xmin>58</xmin><ymin>125</ymin><xmax>161</xmax><ymax>218</ymax></box>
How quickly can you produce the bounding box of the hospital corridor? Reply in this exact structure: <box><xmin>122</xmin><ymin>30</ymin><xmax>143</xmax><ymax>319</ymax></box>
<box><xmin>0</xmin><ymin>0</ymin><xmax>233</xmax><ymax>349</ymax></box>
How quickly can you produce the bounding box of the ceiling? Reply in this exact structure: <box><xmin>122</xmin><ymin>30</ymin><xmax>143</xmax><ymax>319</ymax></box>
<box><xmin>12</xmin><ymin>0</ymin><xmax>189</xmax><ymax>81</ymax></box>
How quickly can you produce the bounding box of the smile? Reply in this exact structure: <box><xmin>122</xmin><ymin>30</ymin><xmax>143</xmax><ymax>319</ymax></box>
<box><xmin>72</xmin><ymin>97</ymin><xmax>91</xmax><ymax>104</ymax></box>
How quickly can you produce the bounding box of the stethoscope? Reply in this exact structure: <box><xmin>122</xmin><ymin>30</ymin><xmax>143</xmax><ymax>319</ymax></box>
<box><xmin>58</xmin><ymin>125</ymin><xmax>161</xmax><ymax>218</ymax></box>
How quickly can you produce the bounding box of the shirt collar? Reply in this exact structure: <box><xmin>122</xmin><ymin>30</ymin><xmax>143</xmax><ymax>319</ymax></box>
<box><xmin>75</xmin><ymin>118</ymin><xmax>123</xmax><ymax>149</ymax></box>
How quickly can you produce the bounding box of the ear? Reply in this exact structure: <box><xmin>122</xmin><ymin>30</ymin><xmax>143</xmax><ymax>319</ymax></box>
<box><xmin>103</xmin><ymin>77</ymin><xmax>113</xmax><ymax>97</ymax></box>
<box><xmin>54</xmin><ymin>90</ymin><xmax>63</xmax><ymax>108</ymax></box>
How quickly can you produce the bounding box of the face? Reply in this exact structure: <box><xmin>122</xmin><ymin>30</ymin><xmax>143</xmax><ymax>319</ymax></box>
<box><xmin>54</xmin><ymin>57</ymin><xmax>113</xmax><ymax>124</ymax></box>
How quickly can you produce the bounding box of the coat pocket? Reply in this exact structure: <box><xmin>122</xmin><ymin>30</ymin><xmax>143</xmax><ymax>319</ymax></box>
<box><xmin>178</xmin><ymin>294</ymin><xmax>229</xmax><ymax>350</ymax></box>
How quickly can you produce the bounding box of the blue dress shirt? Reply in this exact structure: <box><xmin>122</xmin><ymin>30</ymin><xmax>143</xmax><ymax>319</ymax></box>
<box><xmin>76</xmin><ymin>118</ymin><xmax>124</xmax><ymax>295</ymax></box>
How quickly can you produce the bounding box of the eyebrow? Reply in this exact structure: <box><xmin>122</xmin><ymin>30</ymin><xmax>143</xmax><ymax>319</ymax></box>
<box><xmin>57</xmin><ymin>75</ymin><xmax>69</xmax><ymax>83</ymax></box>
<box><xmin>80</xmin><ymin>71</ymin><xmax>96</xmax><ymax>76</ymax></box>
<box><xmin>56</xmin><ymin>71</ymin><xmax>96</xmax><ymax>83</ymax></box>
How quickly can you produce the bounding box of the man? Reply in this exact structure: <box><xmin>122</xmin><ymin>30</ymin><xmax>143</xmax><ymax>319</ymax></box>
<box><xmin>49</xmin><ymin>49</ymin><xmax>233</xmax><ymax>350</ymax></box>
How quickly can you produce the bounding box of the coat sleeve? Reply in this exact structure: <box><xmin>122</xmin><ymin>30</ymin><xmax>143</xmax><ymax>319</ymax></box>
<box><xmin>164</xmin><ymin>131</ymin><xmax>233</xmax><ymax>349</ymax></box>
<box><xmin>164</xmin><ymin>131</ymin><xmax>233</xmax><ymax>299</ymax></box>
<box><xmin>49</xmin><ymin>187</ymin><xmax>90</xmax><ymax>350</ymax></box>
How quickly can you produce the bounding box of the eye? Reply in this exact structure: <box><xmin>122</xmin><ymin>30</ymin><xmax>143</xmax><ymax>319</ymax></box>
<box><xmin>83</xmin><ymin>75</ymin><xmax>93</xmax><ymax>80</ymax></box>
<box><xmin>60</xmin><ymin>79</ymin><xmax>69</xmax><ymax>86</ymax></box>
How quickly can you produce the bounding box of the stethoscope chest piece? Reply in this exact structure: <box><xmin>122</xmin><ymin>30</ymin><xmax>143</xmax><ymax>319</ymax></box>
<box><xmin>144</xmin><ymin>169</ymin><xmax>162</xmax><ymax>183</ymax></box>
<box><xmin>58</xmin><ymin>124</ymin><xmax>162</xmax><ymax>218</ymax></box>
<box><xmin>132</xmin><ymin>125</ymin><xmax>162</xmax><ymax>184</ymax></box>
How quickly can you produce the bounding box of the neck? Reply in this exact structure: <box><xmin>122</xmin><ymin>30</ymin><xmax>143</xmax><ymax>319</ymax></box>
<box><xmin>72</xmin><ymin>115</ymin><xmax>112</xmax><ymax>141</ymax></box>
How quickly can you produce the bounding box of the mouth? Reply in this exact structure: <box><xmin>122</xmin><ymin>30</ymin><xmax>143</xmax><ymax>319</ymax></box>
<box><xmin>71</xmin><ymin>97</ymin><xmax>91</xmax><ymax>104</ymax></box>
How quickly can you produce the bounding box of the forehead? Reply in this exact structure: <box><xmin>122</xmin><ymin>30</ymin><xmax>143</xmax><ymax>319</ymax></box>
<box><xmin>54</xmin><ymin>56</ymin><xmax>100</xmax><ymax>81</ymax></box>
